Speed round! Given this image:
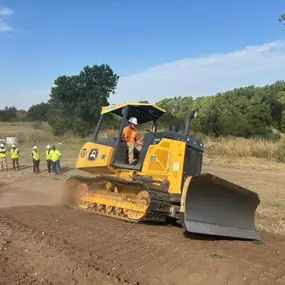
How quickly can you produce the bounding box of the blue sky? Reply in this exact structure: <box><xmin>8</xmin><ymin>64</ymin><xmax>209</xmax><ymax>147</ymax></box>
<box><xmin>0</xmin><ymin>0</ymin><xmax>285</xmax><ymax>109</ymax></box>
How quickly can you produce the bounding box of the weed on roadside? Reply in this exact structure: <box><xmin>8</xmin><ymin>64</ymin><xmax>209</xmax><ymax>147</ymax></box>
<box><xmin>252</xmin><ymin>240</ymin><xmax>265</xmax><ymax>246</ymax></box>
<box><xmin>208</xmin><ymin>251</ymin><xmax>225</xmax><ymax>259</ymax></box>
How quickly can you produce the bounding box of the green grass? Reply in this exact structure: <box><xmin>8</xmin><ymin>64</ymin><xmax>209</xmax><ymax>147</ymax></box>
<box><xmin>208</xmin><ymin>251</ymin><xmax>225</xmax><ymax>259</ymax></box>
<box><xmin>0</xmin><ymin>122</ymin><xmax>84</xmax><ymax>145</ymax></box>
<box><xmin>251</xmin><ymin>240</ymin><xmax>265</xmax><ymax>246</ymax></box>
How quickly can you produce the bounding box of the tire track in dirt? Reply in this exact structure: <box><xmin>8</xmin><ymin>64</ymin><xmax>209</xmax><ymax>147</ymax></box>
<box><xmin>1</xmin><ymin>206</ymin><xmax>285</xmax><ymax>284</ymax></box>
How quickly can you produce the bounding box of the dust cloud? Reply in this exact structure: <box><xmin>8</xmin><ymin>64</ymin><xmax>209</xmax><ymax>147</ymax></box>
<box><xmin>0</xmin><ymin>178</ymin><xmax>67</xmax><ymax>209</ymax></box>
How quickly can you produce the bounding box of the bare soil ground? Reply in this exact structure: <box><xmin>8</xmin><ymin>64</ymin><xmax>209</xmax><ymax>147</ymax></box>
<box><xmin>0</xmin><ymin>147</ymin><xmax>285</xmax><ymax>284</ymax></box>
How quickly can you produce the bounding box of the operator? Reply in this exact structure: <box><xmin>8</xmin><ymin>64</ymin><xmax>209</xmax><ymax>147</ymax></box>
<box><xmin>122</xmin><ymin>117</ymin><xmax>143</xmax><ymax>165</ymax></box>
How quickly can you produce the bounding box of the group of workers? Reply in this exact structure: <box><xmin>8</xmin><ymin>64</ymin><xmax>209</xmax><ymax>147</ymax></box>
<box><xmin>1</xmin><ymin>116</ymin><xmax>142</xmax><ymax>172</ymax></box>
<box><xmin>0</xmin><ymin>143</ymin><xmax>19</xmax><ymax>171</ymax></box>
<box><xmin>0</xmin><ymin>143</ymin><xmax>61</xmax><ymax>175</ymax></box>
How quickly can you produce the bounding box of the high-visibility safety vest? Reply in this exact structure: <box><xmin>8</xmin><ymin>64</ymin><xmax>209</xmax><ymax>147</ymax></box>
<box><xmin>51</xmin><ymin>149</ymin><xmax>61</xmax><ymax>162</ymax></box>
<box><xmin>32</xmin><ymin>151</ymin><xmax>40</xmax><ymax>161</ymax></box>
<box><xmin>122</xmin><ymin>126</ymin><xmax>138</xmax><ymax>143</ymax></box>
<box><xmin>0</xmin><ymin>148</ymin><xmax>6</xmax><ymax>158</ymax></box>
<box><xmin>11</xmin><ymin>148</ymin><xmax>19</xmax><ymax>159</ymax></box>
<box><xmin>46</xmin><ymin>149</ymin><xmax>52</xmax><ymax>160</ymax></box>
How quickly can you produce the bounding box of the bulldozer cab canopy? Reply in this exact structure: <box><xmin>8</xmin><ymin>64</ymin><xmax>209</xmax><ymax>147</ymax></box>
<box><xmin>93</xmin><ymin>102</ymin><xmax>166</xmax><ymax>169</ymax></box>
<box><xmin>101</xmin><ymin>103</ymin><xmax>165</xmax><ymax>124</ymax></box>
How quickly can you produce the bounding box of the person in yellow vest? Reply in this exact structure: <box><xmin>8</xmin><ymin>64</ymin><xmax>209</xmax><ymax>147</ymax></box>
<box><xmin>0</xmin><ymin>143</ymin><xmax>8</xmax><ymax>171</ymax></box>
<box><xmin>30</xmin><ymin>146</ymin><xmax>40</xmax><ymax>174</ymax></box>
<box><xmin>10</xmin><ymin>144</ymin><xmax>20</xmax><ymax>171</ymax></box>
<box><xmin>46</xmin><ymin>144</ymin><xmax>52</xmax><ymax>173</ymax></box>
<box><xmin>51</xmin><ymin>145</ymin><xmax>61</xmax><ymax>175</ymax></box>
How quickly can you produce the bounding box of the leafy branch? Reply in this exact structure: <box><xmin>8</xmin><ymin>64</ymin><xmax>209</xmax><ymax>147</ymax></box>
<box><xmin>279</xmin><ymin>13</ymin><xmax>285</xmax><ymax>24</ymax></box>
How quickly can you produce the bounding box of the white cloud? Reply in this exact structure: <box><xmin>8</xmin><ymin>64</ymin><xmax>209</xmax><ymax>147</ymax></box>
<box><xmin>0</xmin><ymin>19</ymin><xmax>13</xmax><ymax>31</ymax></box>
<box><xmin>0</xmin><ymin>7</ymin><xmax>13</xmax><ymax>16</ymax></box>
<box><xmin>0</xmin><ymin>7</ymin><xmax>14</xmax><ymax>32</ymax></box>
<box><xmin>113</xmin><ymin>41</ymin><xmax>285</xmax><ymax>104</ymax></box>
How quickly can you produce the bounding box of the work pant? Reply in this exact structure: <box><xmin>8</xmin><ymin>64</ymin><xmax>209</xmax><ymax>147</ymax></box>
<box><xmin>46</xmin><ymin>159</ymin><xmax>52</xmax><ymax>173</ymax></box>
<box><xmin>33</xmin><ymin>159</ymin><xmax>40</xmax><ymax>173</ymax></box>
<box><xmin>12</xmin><ymin>158</ymin><xmax>19</xmax><ymax>170</ymax></box>
<box><xmin>52</xmin><ymin>160</ymin><xmax>60</xmax><ymax>174</ymax></box>
<box><xmin>126</xmin><ymin>142</ymin><xmax>142</xmax><ymax>165</ymax></box>
<box><xmin>0</xmin><ymin>157</ymin><xmax>8</xmax><ymax>171</ymax></box>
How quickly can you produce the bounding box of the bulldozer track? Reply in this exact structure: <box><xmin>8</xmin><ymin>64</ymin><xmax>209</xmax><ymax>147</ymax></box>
<box><xmin>67</xmin><ymin>175</ymin><xmax>172</xmax><ymax>225</ymax></box>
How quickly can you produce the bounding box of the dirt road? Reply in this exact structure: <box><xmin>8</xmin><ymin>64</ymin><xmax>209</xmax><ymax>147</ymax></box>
<box><xmin>0</xmin><ymin>165</ymin><xmax>285</xmax><ymax>285</ymax></box>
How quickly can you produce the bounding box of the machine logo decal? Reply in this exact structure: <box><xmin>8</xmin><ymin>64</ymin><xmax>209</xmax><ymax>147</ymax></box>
<box><xmin>80</xmin><ymin>148</ymin><xmax>87</xmax><ymax>157</ymax></box>
<box><xmin>88</xmin><ymin>148</ymin><xmax>99</xmax><ymax>161</ymax></box>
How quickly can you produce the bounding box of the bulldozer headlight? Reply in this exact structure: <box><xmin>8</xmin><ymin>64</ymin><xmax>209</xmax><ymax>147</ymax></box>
<box><xmin>80</xmin><ymin>148</ymin><xmax>87</xmax><ymax>157</ymax></box>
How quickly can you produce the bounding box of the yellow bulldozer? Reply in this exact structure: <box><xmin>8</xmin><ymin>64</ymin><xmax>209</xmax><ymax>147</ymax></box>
<box><xmin>64</xmin><ymin>102</ymin><xmax>261</xmax><ymax>240</ymax></box>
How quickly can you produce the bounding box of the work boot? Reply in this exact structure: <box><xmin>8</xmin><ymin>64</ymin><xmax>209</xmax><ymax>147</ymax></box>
<box><xmin>131</xmin><ymin>159</ymin><xmax>138</xmax><ymax>165</ymax></box>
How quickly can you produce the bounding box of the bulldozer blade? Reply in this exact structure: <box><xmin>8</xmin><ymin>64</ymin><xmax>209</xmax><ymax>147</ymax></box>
<box><xmin>179</xmin><ymin>173</ymin><xmax>261</xmax><ymax>240</ymax></box>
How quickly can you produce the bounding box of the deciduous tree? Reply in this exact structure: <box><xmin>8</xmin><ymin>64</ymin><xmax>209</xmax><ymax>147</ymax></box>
<box><xmin>48</xmin><ymin>64</ymin><xmax>119</xmax><ymax>137</ymax></box>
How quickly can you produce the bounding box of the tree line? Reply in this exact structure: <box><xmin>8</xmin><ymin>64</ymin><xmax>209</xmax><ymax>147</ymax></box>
<box><xmin>1</xmin><ymin>64</ymin><xmax>285</xmax><ymax>140</ymax></box>
<box><xmin>157</xmin><ymin>81</ymin><xmax>285</xmax><ymax>140</ymax></box>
